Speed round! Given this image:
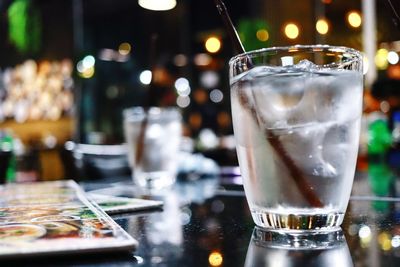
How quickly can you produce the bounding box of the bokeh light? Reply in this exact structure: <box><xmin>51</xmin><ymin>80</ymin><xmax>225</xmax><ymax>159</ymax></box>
<box><xmin>347</xmin><ymin>11</ymin><xmax>362</xmax><ymax>28</ymax></box>
<box><xmin>378</xmin><ymin>232</ymin><xmax>392</xmax><ymax>251</ymax></box>
<box><xmin>77</xmin><ymin>57</ymin><xmax>95</xmax><ymax>79</ymax></box>
<box><xmin>375</xmin><ymin>48</ymin><xmax>389</xmax><ymax>70</ymax></box>
<box><xmin>392</xmin><ymin>235</ymin><xmax>400</xmax><ymax>248</ymax></box>
<box><xmin>388</xmin><ymin>51</ymin><xmax>399</xmax><ymax>65</ymax></box>
<box><xmin>205</xmin><ymin>36</ymin><xmax>221</xmax><ymax>53</ymax></box>
<box><xmin>359</xmin><ymin>225</ymin><xmax>371</xmax><ymax>239</ymax></box>
<box><xmin>82</xmin><ymin>55</ymin><xmax>95</xmax><ymax>69</ymax></box>
<box><xmin>210</xmin><ymin>89</ymin><xmax>223</xmax><ymax>103</ymax></box>
<box><xmin>316</xmin><ymin>19</ymin><xmax>329</xmax><ymax>35</ymax></box>
<box><xmin>176</xmin><ymin>95</ymin><xmax>190</xmax><ymax>108</ymax></box>
<box><xmin>359</xmin><ymin>225</ymin><xmax>372</xmax><ymax>248</ymax></box>
<box><xmin>81</xmin><ymin>66</ymin><xmax>94</xmax><ymax>78</ymax></box>
<box><xmin>138</xmin><ymin>0</ymin><xmax>176</xmax><ymax>11</ymax></box>
<box><xmin>139</xmin><ymin>70</ymin><xmax>152</xmax><ymax>85</ymax></box>
<box><xmin>208</xmin><ymin>251</ymin><xmax>223</xmax><ymax>266</ymax></box>
<box><xmin>284</xmin><ymin>23</ymin><xmax>299</xmax><ymax>39</ymax></box>
<box><xmin>173</xmin><ymin>54</ymin><xmax>188</xmax><ymax>67</ymax></box>
<box><xmin>174</xmin><ymin>77</ymin><xmax>191</xmax><ymax>96</ymax></box>
<box><xmin>200</xmin><ymin>71</ymin><xmax>219</xmax><ymax>88</ymax></box>
<box><xmin>118</xmin><ymin>42</ymin><xmax>131</xmax><ymax>55</ymax></box>
<box><xmin>194</xmin><ymin>53</ymin><xmax>212</xmax><ymax>66</ymax></box>
<box><xmin>256</xmin><ymin>29</ymin><xmax>269</xmax><ymax>41</ymax></box>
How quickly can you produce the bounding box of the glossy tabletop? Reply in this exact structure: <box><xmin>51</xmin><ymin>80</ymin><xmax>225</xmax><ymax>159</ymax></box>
<box><xmin>4</xmin><ymin>163</ymin><xmax>400</xmax><ymax>267</ymax></box>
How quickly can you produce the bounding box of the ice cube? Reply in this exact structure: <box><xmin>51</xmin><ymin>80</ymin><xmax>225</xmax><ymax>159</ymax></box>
<box><xmin>291</xmin><ymin>59</ymin><xmax>319</xmax><ymax>71</ymax></box>
<box><xmin>329</xmin><ymin>71</ymin><xmax>363</xmax><ymax>123</ymax></box>
<box><xmin>280</xmin><ymin>123</ymin><xmax>338</xmax><ymax>178</ymax></box>
<box><xmin>312</xmin><ymin>161</ymin><xmax>337</xmax><ymax>177</ymax></box>
<box><xmin>250</xmin><ymin>71</ymin><xmax>307</xmax><ymax>127</ymax></box>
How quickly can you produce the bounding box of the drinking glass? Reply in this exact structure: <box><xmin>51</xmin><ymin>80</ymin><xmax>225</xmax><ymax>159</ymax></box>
<box><xmin>123</xmin><ymin>107</ymin><xmax>182</xmax><ymax>188</ymax></box>
<box><xmin>229</xmin><ymin>45</ymin><xmax>363</xmax><ymax>231</ymax></box>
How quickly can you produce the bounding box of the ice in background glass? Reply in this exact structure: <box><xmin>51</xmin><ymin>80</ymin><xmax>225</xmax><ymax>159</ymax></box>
<box><xmin>229</xmin><ymin>45</ymin><xmax>363</xmax><ymax>231</ymax></box>
<box><xmin>123</xmin><ymin>107</ymin><xmax>182</xmax><ymax>188</ymax></box>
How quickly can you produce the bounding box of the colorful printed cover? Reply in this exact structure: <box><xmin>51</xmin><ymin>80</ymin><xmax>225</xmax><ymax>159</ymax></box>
<box><xmin>0</xmin><ymin>180</ymin><xmax>138</xmax><ymax>258</ymax></box>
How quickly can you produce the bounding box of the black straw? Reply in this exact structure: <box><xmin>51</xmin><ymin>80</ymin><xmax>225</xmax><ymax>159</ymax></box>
<box><xmin>135</xmin><ymin>33</ymin><xmax>159</xmax><ymax>167</ymax></box>
<box><xmin>386</xmin><ymin>0</ymin><xmax>400</xmax><ymax>31</ymax></box>
<box><xmin>213</xmin><ymin>0</ymin><xmax>245</xmax><ymax>54</ymax></box>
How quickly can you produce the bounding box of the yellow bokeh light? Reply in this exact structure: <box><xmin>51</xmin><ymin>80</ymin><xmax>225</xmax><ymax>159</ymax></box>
<box><xmin>256</xmin><ymin>29</ymin><xmax>269</xmax><ymax>41</ymax></box>
<box><xmin>375</xmin><ymin>48</ymin><xmax>389</xmax><ymax>70</ymax></box>
<box><xmin>205</xmin><ymin>37</ymin><xmax>221</xmax><ymax>53</ymax></box>
<box><xmin>80</xmin><ymin>66</ymin><xmax>95</xmax><ymax>78</ymax></box>
<box><xmin>208</xmin><ymin>251</ymin><xmax>223</xmax><ymax>267</ymax></box>
<box><xmin>347</xmin><ymin>11</ymin><xmax>362</xmax><ymax>28</ymax></box>
<box><xmin>284</xmin><ymin>23</ymin><xmax>299</xmax><ymax>39</ymax></box>
<box><xmin>316</xmin><ymin>19</ymin><xmax>329</xmax><ymax>35</ymax></box>
<box><xmin>378</xmin><ymin>232</ymin><xmax>392</xmax><ymax>251</ymax></box>
<box><xmin>118</xmin><ymin>42</ymin><xmax>131</xmax><ymax>55</ymax></box>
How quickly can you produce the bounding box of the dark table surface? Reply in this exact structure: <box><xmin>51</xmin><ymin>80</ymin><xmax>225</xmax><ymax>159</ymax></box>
<box><xmin>4</xmin><ymin>161</ymin><xmax>400</xmax><ymax>267</ymax></box>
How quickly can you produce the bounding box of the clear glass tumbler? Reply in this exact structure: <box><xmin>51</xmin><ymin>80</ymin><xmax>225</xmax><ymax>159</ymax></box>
<box><xmin>229</xmin><ymin>45</ymin><xmax>363</xmax><ymax>231</ymax></box>
<box><xmin>123</xmin><ymin>107</ymin><xmax>182</xmax><ymax>189</ymax></box>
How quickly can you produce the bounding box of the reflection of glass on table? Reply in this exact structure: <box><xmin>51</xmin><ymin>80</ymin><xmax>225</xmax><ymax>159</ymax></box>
<box><xmin>245</xmin><ymin>227</ymin><xmax>353</xmax><ymax>267</ymax></box>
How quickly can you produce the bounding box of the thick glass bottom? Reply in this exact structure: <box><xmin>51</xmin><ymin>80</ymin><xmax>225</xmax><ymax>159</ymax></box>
<box><xmin>251</xmin><ymin>226</ymin><xmax>346</xmax><ymax>250</ymax></box>
<box><xmin>251</xmin><ymin>209</ymin><xmax>344</xmax><ymax>231</ymax></box>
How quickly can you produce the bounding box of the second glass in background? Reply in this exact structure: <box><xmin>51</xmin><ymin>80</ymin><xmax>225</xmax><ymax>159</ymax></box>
<box><xmin>123</xmin><ymin>107</ymin><xmax>182</xmax><ymax>189</ymax></box>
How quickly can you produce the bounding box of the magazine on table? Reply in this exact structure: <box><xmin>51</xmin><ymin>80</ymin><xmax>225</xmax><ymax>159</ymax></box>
<box><xmin>0</xmin><ymin>180</ymin><xmax>138</xmax><ymax>258</ymax></box>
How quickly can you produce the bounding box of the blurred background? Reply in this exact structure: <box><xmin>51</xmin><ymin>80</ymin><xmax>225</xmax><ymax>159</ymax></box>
<box><xmin>0</xmin><ymin>0</ymin><xmax>400</xmax><ymax>181</ymax></box>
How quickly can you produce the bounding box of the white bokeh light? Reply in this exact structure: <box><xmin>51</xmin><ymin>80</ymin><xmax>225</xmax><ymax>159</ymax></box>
<box><xmin>176</xmin><ymin>96</ymin><xmax>190</xmax><ymax>108</ymax></box>
<box><xmin>359</xmin><ymin>225</ymin><xmax>371</xmax><ymax>239</ymax></box>
<box><xmin>210</xmin><ymin>89</ymin><xmax>223</xmax><ymax>103</ymax></box>
<box><xmin>392</xmin><ymin>235</ymin><xmax>400</xmax><ymax>248</ymax></box>
<box><xmin>139</xmin><ymin>70</ymin><xmax>152</xmax><ymax>85</ymax></box>
<box><xmin>82</xmin><ymin>55</ymin><xmax>95</xmax><ymax>69</ymax></box>
<box><xmin>76</xmin><ymin>61</ymin><xmax>85</xmax><ymax>73</ymax></box>
<box><xmin>388</xmin><ymin>51</ymin><xmax>399</xmax><ymax>65</ymax></box>
<box><xmin>175</xmin><ymin>77</ymin><xmax>191</xmax><ymax>96</ymax></box>
<box><xmin>200</xmin><ymin>71</ymin><xmax>219</xmax><ymax>88</ymax></box>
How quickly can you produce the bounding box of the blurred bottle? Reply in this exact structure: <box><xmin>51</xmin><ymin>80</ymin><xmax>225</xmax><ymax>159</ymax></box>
<box><xmin>391</xmin><ymin>111</ymin><xmax>400</xmax><ymax>148</ymax></box>
<box><xmin>0</xmin><ymin>132</ymin><xmax>12</xmax><ymax>184</ymax></box>
<box><xmin>368</xmin><ymin>161</ymin><xmax>394</xmax><ymax>212</ymax></box>
<box><xmin>356</xmin><ymin>114</ymin><xmax>369</xmax><ymax>171</ymax></box>
<box><xmin>0</xmin><ymin>132</ymin><xmax>16</xmax><ymax>183</ymax></box>
<box><xmin>367</xmin><ymin>112</ymin><xmax>392</xmax><ymax>162</ymax></box>
<box><xmin>388</xmin><ymin>111</ymin><xmax>400</xmax><ymax>171</ymax></box>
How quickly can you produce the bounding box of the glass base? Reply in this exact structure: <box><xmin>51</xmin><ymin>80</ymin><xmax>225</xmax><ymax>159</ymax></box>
<box><xmin>251</xmin><ymin>210</ymin><xmax>344</xmax><ymax>231</ymax></box>
<box><xmin>252</xmin><ymin>226</ymin><xmax>345</xmax><ymax>249</ymax></box>
<box><xmin>134</xmin><ymin>171</ymin><xmax>176</xmax><ymax>189</ymax></box>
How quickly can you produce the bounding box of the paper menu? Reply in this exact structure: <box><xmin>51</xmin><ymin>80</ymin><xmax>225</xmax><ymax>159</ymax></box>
<box><xmin>0</xmin><ymin>180</ymin><xmax>137</xmax><ymax>258</ymax></box>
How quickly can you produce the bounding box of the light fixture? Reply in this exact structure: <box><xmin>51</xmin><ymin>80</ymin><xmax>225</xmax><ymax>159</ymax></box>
<box><xmin>138</xmin><ymin>0</ymin><xmax>176</xmax><ymax>11</ymax></box>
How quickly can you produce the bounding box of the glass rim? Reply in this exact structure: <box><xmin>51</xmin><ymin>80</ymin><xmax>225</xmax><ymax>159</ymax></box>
<box><xmin>228</xmin><ymin>44</ymin><xmax>363</xmax><ymax>66</ymax></box>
